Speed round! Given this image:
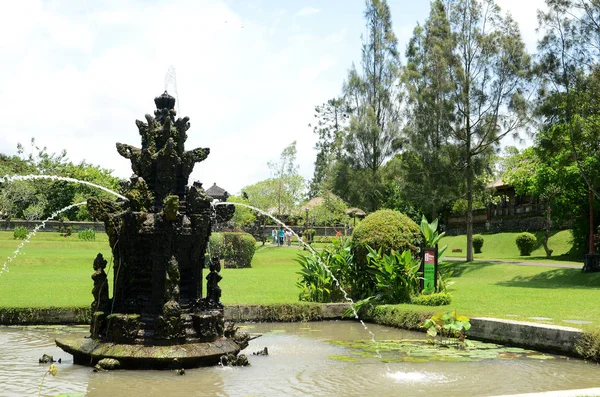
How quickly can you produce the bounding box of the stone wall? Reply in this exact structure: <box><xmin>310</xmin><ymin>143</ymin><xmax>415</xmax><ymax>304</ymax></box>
<box><xmin>0</xmin><ymin>220</ymin><xmax>105</xmax><ymax>233</ymax></box>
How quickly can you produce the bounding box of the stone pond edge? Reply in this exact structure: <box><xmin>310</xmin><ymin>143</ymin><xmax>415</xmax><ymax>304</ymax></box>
<box><xmin>0</xmin><ymin>304</ymin><xmax>588</xmax><ymax>359</ymax></box>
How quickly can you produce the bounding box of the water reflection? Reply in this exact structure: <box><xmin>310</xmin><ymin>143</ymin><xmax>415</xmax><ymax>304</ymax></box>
<box><xmin>1</xmin><ymin>322</ymin><xmax>599</xmax><ymax>397</ymax></box>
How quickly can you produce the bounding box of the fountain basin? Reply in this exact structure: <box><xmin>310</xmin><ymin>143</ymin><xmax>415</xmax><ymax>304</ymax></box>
<box><xmin>55</xmin><ymin>337</ymin><xmax>240</xmax><ymax>369</ymax></box>
<box><xmin>5</xmin><ymin>322</ymin><xmax>600</xmax><ymax>397</ymax></box>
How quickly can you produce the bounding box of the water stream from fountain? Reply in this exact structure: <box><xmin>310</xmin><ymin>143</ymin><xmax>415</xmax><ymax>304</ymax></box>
<box><xmin>0</xmin><ymin>201</ymin><xmax>88</xmax><ymax>276</ymax></box>
<box><xmin>213</xmin><ymin>201</ymin><xmax>382</xmax><ymax>358</ymax></box>
<box><xmin>0</xmin><ymin>174</ymin><xmax>128</xmax><ymax>276</ymax></box>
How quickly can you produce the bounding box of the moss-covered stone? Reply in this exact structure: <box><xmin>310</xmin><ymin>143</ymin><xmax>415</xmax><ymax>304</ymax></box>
<box><xmin>105</xmin><ymin>314</ymin><xmax>141</xmax><ymax>343</ymax></box>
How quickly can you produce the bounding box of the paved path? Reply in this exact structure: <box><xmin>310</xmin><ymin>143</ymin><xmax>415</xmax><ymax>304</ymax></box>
<box><xmin>445</xmin><ymin>257</ymin><xmax>582</xmax><ymax>269</ymax></box>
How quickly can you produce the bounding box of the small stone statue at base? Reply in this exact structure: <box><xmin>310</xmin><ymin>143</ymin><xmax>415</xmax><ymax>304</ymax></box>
<box><xmin>91</xmin><ymin>253</ymin><xmax>109</xmax><ymax>313</ymax></box>
<box><xmin>205</xmin><ymin>255</ymin><xmax>223</xmax><ymax>309</ymax></box>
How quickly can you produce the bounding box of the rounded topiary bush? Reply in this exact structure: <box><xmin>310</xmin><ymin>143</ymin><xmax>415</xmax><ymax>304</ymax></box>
<box><xmin>352</xmin><ymin>209</ymin><xmax>422</xmax><ymax>256</ymax></box>
<box><xmin>515</xmin><ymin>232</ymin><xmax>536</xmax><ymax>256</ymax></box>
<box><xmin>222</xmin><ymin>232</ymin><xmax>256</xmax><ymax>268</ymax></box>
<box><xmin>350</xmin><ymin>209</ymin><xmax>422</xmax><ymax>299</ymax></box>
<box><xmin>472</xmin><ymin>235</ymin><xmax>484</xmax><ymax>254</ymax></box>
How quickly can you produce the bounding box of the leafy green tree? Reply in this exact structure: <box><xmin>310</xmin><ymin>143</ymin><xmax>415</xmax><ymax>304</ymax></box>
<box><xmin>241</xmin><ymin>179</ymin><xmax>279</xmax><ymax>214</ymax></box>
<box><xmin>536</xmin><ymin>1</ymin><xmax>600</xmax><ymax>253</ymax></box>
<box><xmin>305</xmin><ymin>191</ymin><xmax>349</xmax><ymax>227</ymax></box>
<box><xmin>503</xmin><ymin>147</ymin><xmax>585</xmax><ymax>257</ymax></box>
<box><xmin>0</xmin><ymin>139</ymin><xmax>122</xmax><ymax>221</ymax></box>
<box><xmin>226</xmin><ymin>194</ymin><xmax>256</xmax><ymax>229</ymax></box>
<box><xmin>446</xmin><ymin>0</ymin><xmax>531</xmax><ymax>261</ymax></box>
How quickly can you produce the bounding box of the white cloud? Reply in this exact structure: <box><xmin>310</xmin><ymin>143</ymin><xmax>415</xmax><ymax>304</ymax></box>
<box><xmin>0</xmin><ymin>0</ymin><xmax>343</xmax><ymax>195</ymax></box>
<box><xmin>296</xmin><ymin>7</ymin><xmax>320</xmax><ymax>17</ymax></box>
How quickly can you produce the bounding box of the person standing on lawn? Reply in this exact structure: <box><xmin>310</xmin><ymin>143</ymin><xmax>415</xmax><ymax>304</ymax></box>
<box><xmin>279</xmin><ymin>227</ymin><xmax>285</xmax><ymax>246</ymax></box>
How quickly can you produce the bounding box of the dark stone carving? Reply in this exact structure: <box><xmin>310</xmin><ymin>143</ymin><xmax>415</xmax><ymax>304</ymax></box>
<box><xmin>91</xmin><ymin>253</ymin><xmax>109</xmax><ymax>313</ymax></box>
<box><xmin>57</xmin><ymin>91</ymin><xmax>245</xmax><ymax>368</ymax></box>
<box><xmin>205</xmin><ymin>255</ymin><xmax>223</xmax><ymax>309</ymax></box>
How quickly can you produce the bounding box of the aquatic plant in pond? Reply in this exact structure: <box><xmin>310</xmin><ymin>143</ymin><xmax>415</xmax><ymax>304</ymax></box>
<box><xmin>327</xmin><ymin>338</ymin><xmax>560</xmax><ymax>363</ymax></box>
<box><xmin>421</xmin><ymin>311</ymin><xmax>471</xmax><ymax>345</ymax></box>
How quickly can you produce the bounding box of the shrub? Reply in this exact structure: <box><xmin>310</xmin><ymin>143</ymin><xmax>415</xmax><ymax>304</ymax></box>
<box><xmin>296</xmin><ymin>238</ymin><xmax>352</xmax><ymax>303</ymax></box>
<box><xmin>515</xmin><ymin>232</ymin><xmax>536</xmax><ymax>256</ymax></box>
<box><xmin>472</xmin><ymin>235</ymin><xmax>484</xmax><ymax>254</ymax></box>
<box><xmin>78</xmin><ymin>228</ymin><xmax>96</xmax><ymax>241</ymax></box>
<box><xmin>365</xmin><ymin>246</ymin><xmax>421</xmax><ymax>304</ymax></box>
<box><xmin>221</xmin><ymin>232</ymin><xmax>256</xmax><ymax>268</ymax></box>
<box><xmin>314</xmin><ymin>236</ymin><xmax>333</xmax><ymax>244</ymax></box>
<box><xmin>350</xmin><ymin>209</ymin><xmax>422</xmax><ymax>300</ymax></box>
<box><xmin>208</xmin><ymin>232</ymin><xmax>225</xmax><ymax>257</ymax></box>
<box><xmin>13</xmin><ymin>226</ymin><xmax>28</xmax><ymax>240</ymax></box>
<box><xmin>411</xmin><ymin>293</ymin><xmax>452</xmax><ymax>306</ymax></box>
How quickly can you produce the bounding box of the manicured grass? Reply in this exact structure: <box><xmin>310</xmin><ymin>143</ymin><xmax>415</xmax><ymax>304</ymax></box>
<box><xmin>0</xmin><ymin>231</ymin><xmax>113</xmax><ymax>308</ymax></box>
<box><xmin>222</xmin><ymin>245</ymin><xmax>307</xmax><ymax>305</ymax></box>
<box><xmin>427</xmin><ymin>261</ymin><xmax>600</xmax><ymax>329</ymax></box>
<box><xmin>441</xmin><ymin>230</ymin><xmax>580</xmax><ymax>264</ymax></box>
<box><xmin>0</xmin><ymin>231</ymin><xmax>306</xmax><ymax>308</ymax></box>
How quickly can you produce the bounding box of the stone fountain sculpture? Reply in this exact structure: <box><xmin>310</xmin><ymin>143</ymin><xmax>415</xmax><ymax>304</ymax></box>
<box><xmin>56</xmin><ymin>92</ymin><xmax>243</xmax><ymax>369</ymax></box>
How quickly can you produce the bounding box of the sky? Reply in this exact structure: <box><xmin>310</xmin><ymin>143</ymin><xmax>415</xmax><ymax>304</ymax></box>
<box><xmin>0</xmin><ymin>0</ymin><xmax>546</xmax><ymax>195</ymax></box>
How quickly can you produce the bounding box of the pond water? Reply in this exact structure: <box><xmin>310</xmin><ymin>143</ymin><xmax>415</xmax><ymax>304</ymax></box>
<box><xmin>1</xmin><ymin>321</ymin><xmax>599</xmax><ymax>397</ymax></box>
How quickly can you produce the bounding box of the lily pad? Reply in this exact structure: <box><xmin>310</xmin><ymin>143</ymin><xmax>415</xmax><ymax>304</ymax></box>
<box><xmin>326</xmin><ymin>338</ymin><xmax>556</xmax><ymax>363</ymax></box>
<box><xmin>526</xmin><ymin>355</ymin><xmax>555</xmax><ymax>360</ymax></box>
<box><xmin>328</xmin><ymin>355</ymin><xmax>360</xmax><ymax>362</ymax></box>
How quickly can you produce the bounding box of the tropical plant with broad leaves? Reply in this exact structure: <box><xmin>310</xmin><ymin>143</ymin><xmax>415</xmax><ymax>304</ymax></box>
<box><xmin>420</xmin><ymin>215</ymin><xmax>446</xmax><ymax>251</ymax></box>
<box><xmin>365</xmin><ymin>245</ymin><xmax>421</xmax><ymax>304</ymax></box>
<box><xmin>295</xmin><ymin>237</ymin><xmax>353</xmax><ymax>302</ymax></box>
<box><xmin>421</xmin><ymin>311</ymin><xmax>471</xmax><ymax>346</ymax></box>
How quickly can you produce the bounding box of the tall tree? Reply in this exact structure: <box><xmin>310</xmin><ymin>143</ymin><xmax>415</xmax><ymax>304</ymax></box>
<box><xmin>339</xmin><ymin>0</ymin><xmax>403</xmax><ymax>211</ymax></box>
<box><xmin>401</xmin><ymin>0</ymin><xmax>461</xmax><ymax>219</ymax></box>
<box><xmin>267</xmin><ymin>141</ymin><xmax>305</xmax><ymax>217</ymax></box>
<box><xmin>536</xmin><ymin>0</ymin><xmax>600</xmax><ymax>254</ymax></box>
<box><xmin>308</xmin><ymin>98</ymin><xmax>349</xmax><ymax>198</ymax></box>
<box><xmin>447</xmin><ymin>0</ymin><xmax>531</xmax><ymax>261</ymax></box>
<box><xmin>537</xmin><ymin>0</ymin><xmax>600</xmax><ymax>199</ymax></box>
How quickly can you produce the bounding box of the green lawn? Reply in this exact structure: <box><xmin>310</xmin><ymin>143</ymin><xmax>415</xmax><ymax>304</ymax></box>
<box><xmin>0</xmin><ymin>231</ymin><xmax>114</xmax><ymax>308</ymax></box>
<box><xmin>0</xmin><ymin>231</ymin><xmax>306</xmax><ymax>308</ymax></box>
<box><xmin>441</xmin><ymin>230</ymin><xmax>580</xmax><ymax>264</ymax></box>
<box><xmin>1</xmin><ymin>230</ymin><xmax>599</xmax><ymax>329</ymax></box>
<box><xmin>222</xmin><ymin>245</ymin><xmax>307</xmax><ymax>304</ymax></box>
<box><xmin>421</xmin><ymin>261</ymin><xmax>600</xmax><ymax>329</ymax></box>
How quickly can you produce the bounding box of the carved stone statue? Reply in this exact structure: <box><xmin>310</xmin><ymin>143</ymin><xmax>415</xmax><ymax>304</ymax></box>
<box><xmin>91</xmin><ymin>253</ymin><xmax>109</xmax><ymax>313</ymax></box>
<box><xmin>205</xmin><ymin>255</ymin><xmax>223</xmax><ymax>309</ymax></box>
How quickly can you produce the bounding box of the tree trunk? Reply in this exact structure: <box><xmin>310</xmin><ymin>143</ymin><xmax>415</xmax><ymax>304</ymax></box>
<box><xmin>543</xmin><ymin>204</ymin><xmax>553</xmax><ymax>258</ymax></box>
<box><xmin>466</xmin><ymin>160</ymin><xmax>474</xmax><ymax>262</ymax></box>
